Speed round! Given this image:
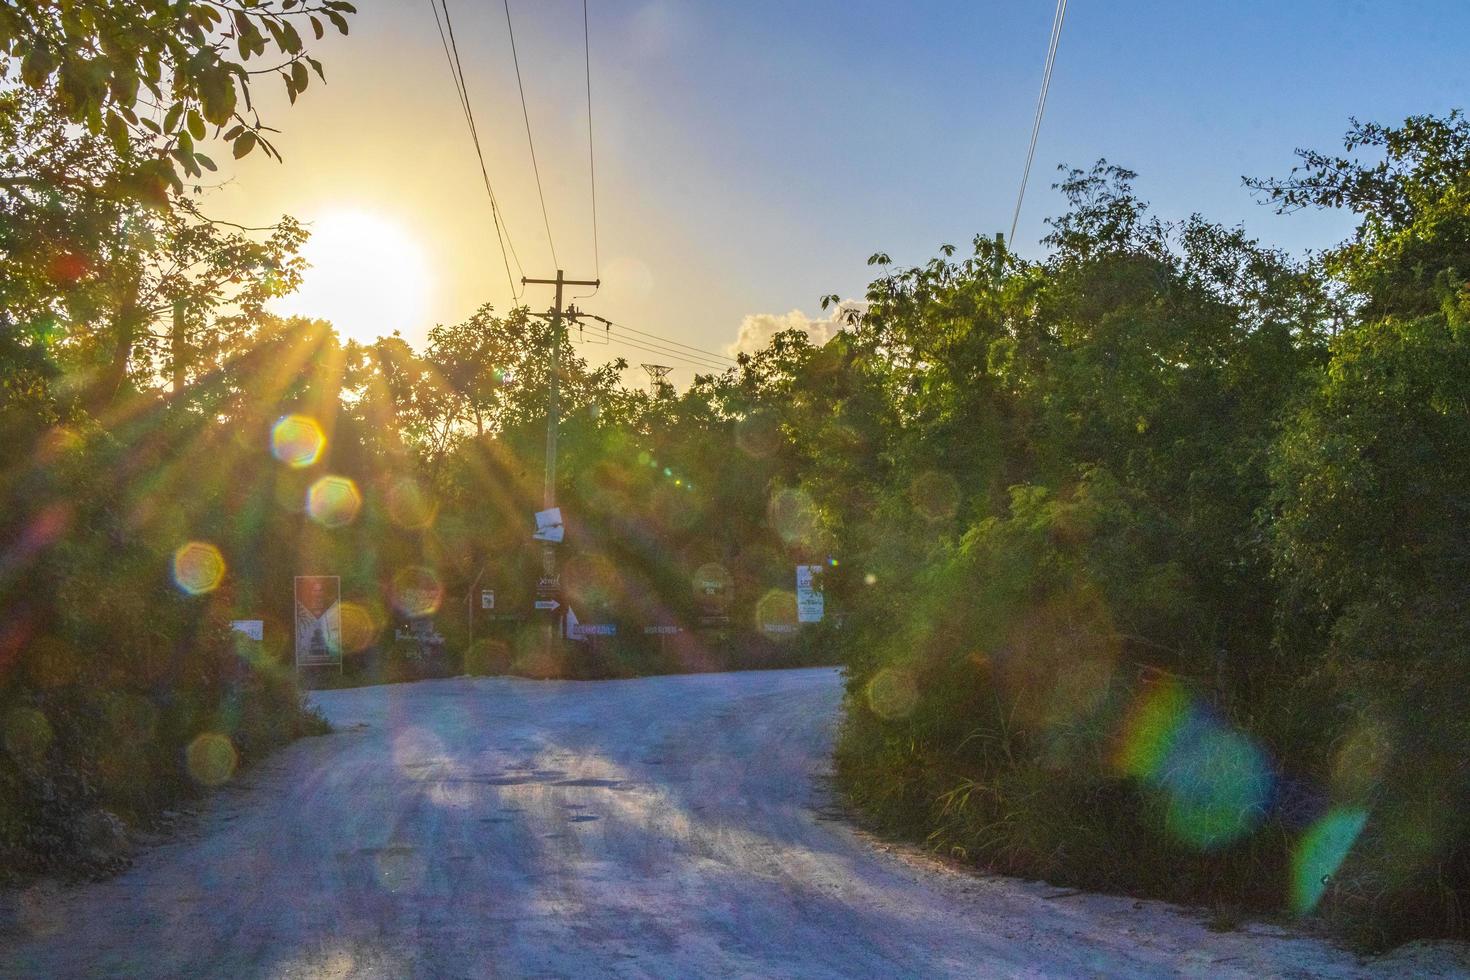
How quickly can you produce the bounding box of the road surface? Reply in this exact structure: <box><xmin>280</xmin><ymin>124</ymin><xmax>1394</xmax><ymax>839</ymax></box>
<box><xmin>2</xmin><ymin>668</ymin><xmax>1466</xmax><ymax>978</ymax></box>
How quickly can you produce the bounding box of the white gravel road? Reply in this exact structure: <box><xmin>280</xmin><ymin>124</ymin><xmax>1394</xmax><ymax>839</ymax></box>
<box><xmin>3</xmin><ymin>667</ymin><xmax>1467</xmax><ymax>978</ymax></box>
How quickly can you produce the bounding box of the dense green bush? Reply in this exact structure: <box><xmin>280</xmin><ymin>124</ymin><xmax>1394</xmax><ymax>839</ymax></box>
<box><xmin>822</xmin><ymin>117</ymin><xmax>1470</xmax><ymax>948</ymax></box>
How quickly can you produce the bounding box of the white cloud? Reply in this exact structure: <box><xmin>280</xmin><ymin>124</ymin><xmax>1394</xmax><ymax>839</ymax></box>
<box><xmin>725</xmin><ymin>302</ymin><xmax>866</xmax><ymax>358</ymax></box>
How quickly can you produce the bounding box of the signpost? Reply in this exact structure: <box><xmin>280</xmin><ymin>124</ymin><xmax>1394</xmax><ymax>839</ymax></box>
<box><xmin>480</xmin><ymin>590</ymin><xmax>495</xmax><ymax>610</ymax></box>
<box><xmin>294</xmin><ymin>575</ymin><xmax>342</xmax><ymax>673</ymax></box>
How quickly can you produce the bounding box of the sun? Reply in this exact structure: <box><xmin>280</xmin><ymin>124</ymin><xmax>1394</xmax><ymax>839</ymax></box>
<box><xmin>271</xmin><ymin>210</ymin><xmax>432</xmax><ymax>345</ymax></box>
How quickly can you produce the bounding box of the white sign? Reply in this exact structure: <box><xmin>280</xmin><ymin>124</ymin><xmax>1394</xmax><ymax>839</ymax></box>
<box><xmin>796</xmin><ymin>565</ymin><xmax>825</xmax><ymax>623</ymax></box>
<box><xmin>480</xmin><ymin>589</ymin><xmax>495</xmax><ymax>610</ymax></box>
<box><xmin>533</xmin><ymin>507</ymin><xmax>564</xmax><ymax>543</ymax></box>
<box><xmin>230</xmin><ymin>620</ymin><xmax>264</xmax><ymax>641</ymax></box>
<box><xmin>294</xmin><ymin>576</ymin><xmax>342</xmax><ymax>667</ymax></box>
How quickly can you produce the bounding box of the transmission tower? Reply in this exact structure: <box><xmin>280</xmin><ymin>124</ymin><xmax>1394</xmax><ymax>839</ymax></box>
<box><xmin>641</xmin><ymin>363</ymin><xmax>673</xmax><ymax>396</ymax></box>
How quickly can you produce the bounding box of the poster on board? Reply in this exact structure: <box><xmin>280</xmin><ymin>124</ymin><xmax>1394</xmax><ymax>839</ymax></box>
<box><xmin>294</xmin><ymin>575</ymin><xmax>342</xmax><ymax>668</ymax></box>
<box><xmin>795</xmin><ymin>565</ymin><xmax>825</xmax><ymax>623</ymax></box>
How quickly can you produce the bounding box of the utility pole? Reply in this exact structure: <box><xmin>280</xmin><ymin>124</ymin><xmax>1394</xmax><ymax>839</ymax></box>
<box><xmin>521</xmin><ymin>270</ymin><xmax>599</xmax><ymax>642</ymax></box>
<box><xmin>641</xmin><ymin>363</ymin><xmax>672</xmax><ymax>397</ymax></box>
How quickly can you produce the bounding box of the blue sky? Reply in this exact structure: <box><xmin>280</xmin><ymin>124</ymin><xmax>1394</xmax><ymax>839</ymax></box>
<box><xmin>233</xmin><ymin>0</ymin><xmax>1470</xmax><ymax>376</ymax></box>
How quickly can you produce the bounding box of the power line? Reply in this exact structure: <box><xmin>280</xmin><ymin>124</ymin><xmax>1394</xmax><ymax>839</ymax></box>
<box><xmin>607</xmin><ymin>333</ymin><xmax>731</xmax><ymax>371</ymax></box>
<box><xmin>614</xmin><ymin>343</ymin><xmax>727</xmax><ymax>373</ymax></box>
<box><xmin>431</xmin><ymin>0</ymin><xmax>523</xmax><ymax>301</ymax></box>
<box><xmin>579</xmin><ymin>314</ymin><xmax>738</xmax><ymax>365</ymax></box>
<box><xmin>433</xmin><ymin>0</ymin><xmax>522</xmax><ymax>294</ymax></box>
<box><xmin>607</xmin><ymin>326</ymin><xmax>735</xmax><ymax>367</ymax></box>
<box><xmin>503</xmin><ymin>0</ymin><xmax>558</xmax><ymax>268</ymax></box>
<box><xmin>601</xmin><ymin>333</ymin><xmax>730</xmax><ymax>371</ymax></box>
<box><xmin>581</xmin><ymin>0</ymin><xmax>600</xmax><ymax>294</ymax></box>
<box><xmin>570</xmin><ymin>321</ymin><xmax>731</xmax><ymax>371</ymax></box>
<box><xmin>1009</xmin><ymin>0</ymin><xmax>1068</xmax><ymax>245</ymax></box>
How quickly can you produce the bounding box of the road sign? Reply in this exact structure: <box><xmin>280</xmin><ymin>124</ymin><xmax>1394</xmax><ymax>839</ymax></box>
<box><xmin>533</xmin><ymin>507</ymin><xmax>564</xmax><ymax>543</ymax></box>
<box><xmin>230</xmin><ymin>619</ymin><xmax>263</xmax><ymax>640</ymax></box>
<box><xmin>480</xmin><ymin>589</ymin><xmax>495</xmax><ymax>610</ymax></box>
<box><xmin>534</xmin><ymin>599</ymin><xmax>560</xmax><ymax>611</ymax></box>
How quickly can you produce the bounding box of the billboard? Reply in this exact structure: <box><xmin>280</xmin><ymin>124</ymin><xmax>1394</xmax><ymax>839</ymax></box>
<box><xmin>294</xmin><ymin>575</ymin><xmax>342</xmax><ymax>668</ymax></box>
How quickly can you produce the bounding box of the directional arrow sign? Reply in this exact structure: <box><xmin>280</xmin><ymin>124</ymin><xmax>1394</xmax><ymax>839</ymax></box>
<box><xmin>534</xmin><ymin>600</ymin><xmax>560</xmax><ymax>611</ymax></box>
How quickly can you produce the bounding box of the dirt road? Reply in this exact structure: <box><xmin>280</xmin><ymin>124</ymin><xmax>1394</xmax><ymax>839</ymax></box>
<box><xmin>2</xmin><ymin>668</ymin><xmax>1465</xmax><ymax>978</ymax></box>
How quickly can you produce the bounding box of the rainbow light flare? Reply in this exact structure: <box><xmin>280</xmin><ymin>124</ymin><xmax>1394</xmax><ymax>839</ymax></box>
<box><xmin>1291</xmin><ymin>807</ymin><xmax>1369</xmax><ymax>915</ymax></box>
<box><xmin>271</xmin><ymin>414</ymin><xmax>325</xmax><ymax>468</ymax></box>
<box><xmin>392</xmin><ymin>566</ymin><xmax>443</xmax><ymax>618</ymax></box>
<box><xmin>386</xmin><ymin>476</ymin><xmax>437</xmax><ymax>530</ymax></box>
<box><xmin>1116</xmin><ymin>677</ymin><xmax>1274</xmax><ymax>852</ymax></box>
<box><xmin>172</xmin><ymin>542</ymin><xmax>225</xmax><ymax>595</ymax></box>
<box><xmin>306</xmin><ymin>475</ymin><xmax>362</xmax><ymax>528</ymax></box>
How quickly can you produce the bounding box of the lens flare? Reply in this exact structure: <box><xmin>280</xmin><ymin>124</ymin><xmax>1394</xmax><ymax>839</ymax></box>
<box><xmin>387</xmin><ymin>476</ymin><xmax>437</xmax><ymax>530</ymax></box>
<box><xmin>736</xmin><ymin>410</ymin><xmax>783</xmax><ymax>458</ymax></box>
<box><xmin>867</xmin><ymin>668</ymin><xmax>919</xmax><ymax>720</ymax></box>
<box><xmin>391</xmin><ymin>566</ymin><xmax>443</xmax><ymax>618</ymax></box>
<box><xmin>185</xmin><ymin>733</ymin><xmax>238</xmax><ymax>786</ymax></box>
<box><xmin>755</xmin><ymin>589</ymin><xmax>799</xmax><ymax>637</ymax></box>
<box><xmin>306</xmin><ymin>475</ymin><xmax>362</xmax><ymax>528</ymax></box>
<box><xmin>339</xmin><ymin>601</ymin><xmax>380</xmax><ymax>654</ymax></box>
<box><xmin>271</xmin><ymin>414</ymin><xmax>325</xmax><ymax>468</ymax></box>
<box><xmin>172</xmin><ymin>541</ymin><xmax>225</xmax><ymax>595</ymax></box>
<box><xmin>768</xmin><ymin>487</ymin><xmax>819</xmax><ymax>548</ymax></box>
<box><xmin>1160</xmin><ymin>727</ymin><xmax>1273</xmax><ymax>850</ymax></box>
<box><xmin>692</xmin><ymin>562</ymin><xmax>733</xmax><ymax>596</ymax></box>
<box><xmin>1291</xmin><ymin>807</ymin><xmax>1369</xmax><ymax>916</ymax></box>
<box><xmin>910</xmin><ymin>470</ymin><xmax>961</xmax><ymax>522</ymax></box>
<box><xmin>1116</xmin><ymin>678</ymin><xmax>1273</xmax><ymax>851</ymax></box>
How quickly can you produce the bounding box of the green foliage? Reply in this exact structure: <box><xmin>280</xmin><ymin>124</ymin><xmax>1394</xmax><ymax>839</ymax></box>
<box><xmin>0</xmin><ymin>0</ymin><xmax>355</xmax><ymax>188</ymax></box>
<box><xmin>827</xmin><ymin>114</ymin><xmax>1470</xmax><ymax>949</ymax></box>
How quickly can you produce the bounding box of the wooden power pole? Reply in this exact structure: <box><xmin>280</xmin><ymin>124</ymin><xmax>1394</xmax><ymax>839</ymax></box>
<box><xmin>521</xmin><ymin>270</ymin><xmax>599</xmax><ymax>638</ymax></box>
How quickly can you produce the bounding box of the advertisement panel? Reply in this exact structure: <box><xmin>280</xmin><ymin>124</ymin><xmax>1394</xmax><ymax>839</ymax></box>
<box><xmin>294</xmin><ymin>575</ymin><xmax>342</xmax><ymax>668</ymax></box>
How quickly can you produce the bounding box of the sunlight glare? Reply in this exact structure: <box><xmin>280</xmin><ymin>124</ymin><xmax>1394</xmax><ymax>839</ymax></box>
<box><xmin>271</xmin><ymin>210</ymin><xmax>432</xmax><ymax>344</ymax></box>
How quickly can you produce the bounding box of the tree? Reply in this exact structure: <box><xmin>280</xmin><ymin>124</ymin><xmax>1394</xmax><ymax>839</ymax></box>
<box><xmin>0</xmin><ymin>0</ymin><xmax>356</xmax><ymax>193</ymax></box>
<box><xmin>1248</xmin><ymin>112</ymin><xmax>1470</xmax><ymax>320</ymax></box>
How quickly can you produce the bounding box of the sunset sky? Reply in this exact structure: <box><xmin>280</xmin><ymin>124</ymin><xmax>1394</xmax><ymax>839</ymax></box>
<box><xmin>220</xmin><ymin>0</ymin><xmax>1470</xmax><ymax>385</ymax></box>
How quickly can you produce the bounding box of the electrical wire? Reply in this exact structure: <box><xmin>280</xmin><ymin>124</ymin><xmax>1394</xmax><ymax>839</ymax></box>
<box><xmin>569</xmin><ymin>318</ymin><xmax>732</xmax><ymax>371</ymax></box>
<box><xmin>503</xmin><ymin>0</ymin><xmax>558</xmax><ymax>268</ymax></box>
<box><xmin>582</xmin><ymin>314</ymin><xmax>738</xmax><ymax>365</ymax></box>
<box><xmin>577</xmin><ymin>0</ymin><xmax>601</xmax><ymax>299</ymax></box>
<box><xmin>598</xmin><ymin>331</ymin><xmax>732</xmax><ymax>371</ymax></box>
<box><xmin>604</xmin><ymin>331</ymin><xmax>732</xmax><ymax>371</ymax></box>
<box><xmin>1009</xmin><ymin>0</ymin><xmax>1068</xmax><ymax>245</ymax></box>
<box><xmin>599</xmin><ymin>337</ymin><xmax>729</xmax><ymax>372</ymax></box>
<box><xmin>431</xmin><ymin>0</ymin><xmax>523</xmax><ymax>301</ymax></box>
